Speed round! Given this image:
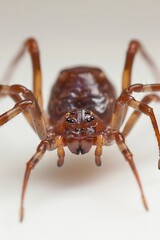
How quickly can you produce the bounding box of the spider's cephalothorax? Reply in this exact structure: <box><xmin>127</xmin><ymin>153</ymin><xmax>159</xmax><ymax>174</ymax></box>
<box><xmin>1</xmin><ymin>38</ymin><xmax>160</xmax><ymax>221</ymax></box>
<box><xmin>53</xmin><ymin>108</ymin><xmax>107</xmax><ymax>154</ymax></box>
<box><xmin>64</xmin><ymin>109</ymin><xmax>99</xmax><ymax>138</ymax></box>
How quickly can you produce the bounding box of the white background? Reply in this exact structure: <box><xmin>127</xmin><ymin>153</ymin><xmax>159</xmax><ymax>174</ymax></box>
<box><xmin>0</xmin><ymin>0</ymin><xmax>160</xmax><ymax>239</ymax></box>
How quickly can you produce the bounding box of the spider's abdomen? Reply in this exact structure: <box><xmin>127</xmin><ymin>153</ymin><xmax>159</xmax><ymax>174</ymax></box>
<box><xmin>48</xmin><ymin>66</ymin><xmax>116</xmax><ymax>126</ymax></box>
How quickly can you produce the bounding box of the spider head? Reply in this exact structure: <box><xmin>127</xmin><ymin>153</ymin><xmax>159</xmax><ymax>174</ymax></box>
<box><xmin>64</xmin><ymin>109</ymin><xmax>105</xmax><ymax>138</ymax></box>
<box><xmin>53</xmin><ymin>109</ymin><xmax>106</xmax><ymax>154</ymax></box>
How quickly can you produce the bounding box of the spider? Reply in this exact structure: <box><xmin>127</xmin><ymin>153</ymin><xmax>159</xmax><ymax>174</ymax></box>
<box><xmin>0</xmin><ymin>38</ymin><xmax>160</xmax><ymax>221</ymax></box>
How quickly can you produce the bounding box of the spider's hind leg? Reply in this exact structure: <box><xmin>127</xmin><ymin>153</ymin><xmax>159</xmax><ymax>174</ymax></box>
<box><xmin>122</xmin><ymin>40</ymin><xmax>160</xmax><ymax>90</ymax></box>
<box><xmin>1</xmin><ymin>38</ymin><xmax>43</xmax><ymax>109</ymax></box>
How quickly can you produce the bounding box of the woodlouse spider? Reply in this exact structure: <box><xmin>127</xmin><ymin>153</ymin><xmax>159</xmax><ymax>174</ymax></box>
<box><xmin>1</xmin><ymin>38</ymin><xmax>160</xmax><ymax>221</ymax></box>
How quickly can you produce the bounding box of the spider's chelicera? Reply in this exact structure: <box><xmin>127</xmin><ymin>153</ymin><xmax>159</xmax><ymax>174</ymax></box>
<box><xmin>1</xmin><ymin>38</ymin><xmax>160</xmax><ymax>221</ymax></box>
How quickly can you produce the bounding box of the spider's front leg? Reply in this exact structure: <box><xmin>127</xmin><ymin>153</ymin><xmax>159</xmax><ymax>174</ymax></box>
<box><xmin>0</xmin><ymin>84</ymin><xmax>50</xmax><ymax>220</ymax></box>
<box><xmin>0</xmin><ymin>83</ymin><xmax>67</xmax><ymax>220</ymax></box>
<box><xmin>20</xmin><ymin>135</ymin><xmax>65</xmax><ymax>221</ymax></box>
<box><xmin>113</xmin><ymin>131</ymin><xmax>148</xmax><ymax>210</ymax></box>
<box><xmin>20</xmin><ymin>140</ymin><xmax>48</xmax><ymax>222</ymax></box>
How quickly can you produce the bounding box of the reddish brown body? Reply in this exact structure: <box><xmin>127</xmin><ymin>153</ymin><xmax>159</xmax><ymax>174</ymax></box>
<box><xmin>1</xmin><ymin>38</ymin><xmax>160</xmax><ymax>221</ymax></box>
<box><xmin>48</xmin><ymin>67</ymin><xmax>116</xmax><ymax>154</ymax></box>
<box><xmin>48</xmin><ymin>67</ymin><xmax>116</xmax><ymax>124</ymax></box>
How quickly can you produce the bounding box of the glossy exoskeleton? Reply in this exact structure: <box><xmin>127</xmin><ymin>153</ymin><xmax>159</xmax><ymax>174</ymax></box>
<box><xmin>48</xmin><ymin>67</ymin><xmax>116</xmax><ymax>155</ymax></box>
<box><xmin>1</xmin><ymin>38</ymin><xmax>160</xmax><ymax>221</ymax></box>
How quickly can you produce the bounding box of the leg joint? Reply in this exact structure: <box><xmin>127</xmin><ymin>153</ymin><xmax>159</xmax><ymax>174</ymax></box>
<box><xmin>139</xmin><ymin>103</ymin><xmax>153</xmax><ymax>116</ymax></box>
<box><xmin>15</xmin><ymin>100</ymin><xmax>34</xmax><ymax>110</ymax></box>
<box><xmin>11</xmin><ymin>84</ymin><xmax>30</xmax><ymax>94</ymax></box>
<box><xmin>25</xmin><ymin>38</ymin><xmax>39</xmax><ymax>53</ymax></box>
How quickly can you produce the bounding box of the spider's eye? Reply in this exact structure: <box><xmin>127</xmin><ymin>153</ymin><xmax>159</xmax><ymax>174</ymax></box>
<box><xmin>66</xmin><ymin>117</ymin><xmax>70</xmax><ymax>122</ymax></box>
<box><xmin>90</xmin><ymin>116</ymin><xmax>94</xmax><ymax>121</ymax></box>
<box><xmin>85</xmin><ymin>110</ymin><xmax>90</xmax><ymax>115</ymax></box>
<box><xmin>65</xmin><ymin>117</ymin><xmax>75</xmax><ymax>124</ymax></box>
<box><xmin>86</xmin><ymin>116</ymin><xmax>94</xmax><ymax>122</ymax></box>
<box><xmin>70</xmin><ymin>119</ymin><xmax>75</xmax><ymax>124</ymax></box>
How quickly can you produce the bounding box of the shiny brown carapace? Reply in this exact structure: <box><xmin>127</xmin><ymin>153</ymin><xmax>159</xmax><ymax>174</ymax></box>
<box><xmin>1</xmin><ymin>39</ymin><xmax>160</xmax><ymax>221</ymax></box>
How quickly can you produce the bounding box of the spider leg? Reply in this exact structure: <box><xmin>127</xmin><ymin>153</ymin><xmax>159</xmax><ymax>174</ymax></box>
<box><xmin>122</xmin><ymin>94</ymin><xmax>160</xmax><ymax>137</ymax></box>
<box><xmin>112</xmin><ymin>83</ymin><xmax>160</xmax><ymax>167</ymax></box>
<box><xmin>114</xmin><ymin>131</ymin><xmax>148</xmax><ymax>210</ymax></box>
<box><xmin>20</xmin><ymin>140</ymin><xmax>48</xmax><ymax>222</ymax></box>
<box><xmin>0</xmin><ymin>89</ymin><xmax>47</xmax><ymax>140</ymax></box>
<box><xmin>20</xmin><ymin>135</ymin><xmax>67</xmax><ymax>221</ymax></box>
<box><xmin>122</xmin><ymin>40</ymin><xmax>160</xmax><ymax>90</ymax></box>
<box><xmin>1</xmin><ymin>38</ymin><xmax>43</xmax><ymax>109</ymax></box>
<box><xmin>0</xmin><ymin>84</ymin><xmax>47</xmax><ymax>138</ymax></box>
<box><xmin>121</xmin><ymin>40</ymin><xmax>160</xmax><ymax>122</ymax></box>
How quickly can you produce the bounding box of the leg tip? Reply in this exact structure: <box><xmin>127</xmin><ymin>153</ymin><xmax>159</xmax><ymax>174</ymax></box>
<box><xmin>95</xmin><ymin>158</ymin><xmax>102</xmax><ymax>167</ymax></box>
<box><xmin>142</xmin><ymin>195</ymin><xmax>149</xmax><ymax>211</ymax></box>
<box><xmin>19</xmin><ymin>207</ymin><xmax>24</xmax><ymax>222</ymax></box>
<box><xmin>57</xmin><ymin>159</ymin><xmax>64</xmax><ymax>167</ymax></box>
